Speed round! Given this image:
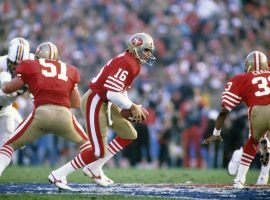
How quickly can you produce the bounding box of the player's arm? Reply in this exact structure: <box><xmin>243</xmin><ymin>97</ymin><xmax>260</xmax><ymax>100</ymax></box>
<box><xmin>202</xmin><ymin>106</ymin><xmax>229</xmax><ymax>145</ymax></box>
<box><xmin>215</xmin><ymin>106</ymin><xmax>229</xmax><ymax>130</ymax></box>
<box><xmin>107</xmin><ymin>91</ymin><xmax>145</xmax><ymax>122</ymax></box>
<box><xmin>1</xmin><ymin>77</ymin><xmax>25</xmax><ymax>94</ymax></box>
<box><xmin>107</xmin><ymin>90</ymin><xmax>133</xmax><ymax>109</ymax></box>
<box><xmin>70</xmin><ymin>88</ymin><xmax>81</xmax><ymax>108</ymax></box>
<box><xmin>0</xmin><ymin>72</ymin><xmax>20</xmax><ymax>107</ymax></box>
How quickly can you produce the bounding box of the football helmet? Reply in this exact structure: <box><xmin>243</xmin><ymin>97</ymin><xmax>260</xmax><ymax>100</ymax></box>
<box><xmin>245</xmin><ymin>51</ymin><xmax>268</xmax><ymax>72</ymax></box>
<box><xmin>127</xmin><ymin>32</ymin><xmax>155</xmax><ymax>65</ymax></box>
<box><xmin>35</xmin><ymin>42</ymin><xmax>58</xmax><ymax>60</ymax></box>
<box><xmin>8</xmin><ymin>37</ymin><xmax>30</xmax><ymax>51</ymax></box>
<box><xmin>7</xmin><ymin>42</ymin><xmax>30</xmax><ymax>77</ymax></box>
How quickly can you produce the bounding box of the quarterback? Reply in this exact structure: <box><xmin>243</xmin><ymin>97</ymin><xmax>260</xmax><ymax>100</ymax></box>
<box><xmin>50</xmin><ymin>32</ymin><xmax>155</xmax><ymax>188</ymax></box>
<box><xmin>203</xmin><ymin>51</ymin><xmax>270</xmax><ymax>189</ymax></box>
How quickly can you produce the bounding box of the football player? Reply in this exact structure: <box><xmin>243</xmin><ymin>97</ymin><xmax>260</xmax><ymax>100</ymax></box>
<box><xmin>0</xmin><ymin>38</ymin><xmax>32</xmax><ymax>146</ymax></box>
<box><xmin>203</xmin><ymin>51</ymin><xmax>270</xmax><ymax>189</ymax></box>
<box><xmin>0</xmin><ymin>42</ymin><xmax>92</xmax><ymax>191</ymax></box>
<box><xmin>50</xmin><ymin>32</ymin><xmax>155</xmax><ymax>187</ymax></box>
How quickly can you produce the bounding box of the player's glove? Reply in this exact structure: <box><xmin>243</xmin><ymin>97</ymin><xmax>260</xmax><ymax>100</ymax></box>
<box><xmin>202</xmin><ymin>135</ymin><xmax>223</xmax><ymax>145</ymax></box>
<box><xmin>16</xmin><ymin>85</ymin><xmax>28</xmax><ymax>96</ymax></box>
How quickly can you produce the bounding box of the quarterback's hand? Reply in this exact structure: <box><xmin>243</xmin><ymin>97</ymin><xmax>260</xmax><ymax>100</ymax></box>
<box><xmin>202</xmin><ymin>135</ymin><xmax>223</xmax><ymax>145</ymax></box>
<box><xmin>130</xmin><ymin>104</ymin><xmax>146</xmax><ymax>123</ymax></box>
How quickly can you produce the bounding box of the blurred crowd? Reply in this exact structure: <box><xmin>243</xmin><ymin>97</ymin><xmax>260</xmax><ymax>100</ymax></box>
<box><xmin>1</xmin><ymin>0</ymin><xmax>269</xmax><ymax>169</ymax></box>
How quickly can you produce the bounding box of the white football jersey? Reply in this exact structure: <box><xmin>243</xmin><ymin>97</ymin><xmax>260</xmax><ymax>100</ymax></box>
<box><xmin>0</xmin><ymin>52</ymin><xmax>34</xmax><ymax>115</ymax></box>
<box><xmin>0</xmin><ymin>55</ymin><xmax>8</xmax><ymax>72</ymax></box>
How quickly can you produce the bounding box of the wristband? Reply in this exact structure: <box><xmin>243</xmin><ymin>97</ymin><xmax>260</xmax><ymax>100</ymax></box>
<box><xmin>213</xmin><ymin>128</ymin><xmax>221</xmax><ymax>136</ymax></box>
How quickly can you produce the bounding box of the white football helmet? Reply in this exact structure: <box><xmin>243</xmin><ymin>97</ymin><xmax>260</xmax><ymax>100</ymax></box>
<box><xmin>127</xmin><ymin>32</ymin><xmax>155</xmax><ymax>65</ymax></box>
<box><xmin>35</xmin><ymin>42</ymin><xmax>58</xmax><ymax>60</ymax></box>
<box><xmin>8</xmin><ymin>43</ymin><xmax>30</xmax><ymax>63</ymax></box>
<box><xmin>245</xmin><ymin>51</ymin><xmax>268</xmax><ymax>72</ymax></box>
<box><xmin>7</xmin><ymin>42</ymin><xmax>30</xmax><ymax>77</ymax></box>
<box><xmin>8</xmin><ymin>37</ymin><xmax>30</xmax><ymax>51</ymax></box>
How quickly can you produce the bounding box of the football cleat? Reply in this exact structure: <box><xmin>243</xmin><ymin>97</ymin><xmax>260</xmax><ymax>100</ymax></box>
<box><xmin>83</xmin><ymin>167</ymin><xmax>114</xmax><ymax>187</ymax></box>
<box><xmin>48</xmin><ymin>172</ymin><xmax>73</xmax><ymax>191</ymax></box>
<box><xmin>233</xmin><ymin>179</ymin><xmax>245</xmax><ymax>189</ymax></box>
<box><xmin>256</xmin><ymin>174</ymin><xmax>269</xmax><ymax>185</ymax></box>
<box><xmin>61</xmin><ymin>176</ymin><xmax>67</xmax><ymax>185</ymax></box>
<box><xmin>259</xmin><ymin>138</ymin><xmax>270</xmax><ymax>166</ymax></box>
<box><xmin>228</xmin><ymin>148</ymin><xmax>243</xmax><ymax>176</ymax></box>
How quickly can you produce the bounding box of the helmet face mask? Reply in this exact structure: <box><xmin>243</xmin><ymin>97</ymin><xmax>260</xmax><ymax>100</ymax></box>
<box><xmin>245</xmin><ymin>51</ymin><xmax>268</xmax><ymax>73</ymax></box>
<box><xmin>35</xmin><ymin>42</ymin><xmax>58</xmax><ymax>60</ymax></box>
<box><xmin>128</xmin><ymin>33</ymin><xmax>156</xmax><ymax>65</ymax></box>
<box><xmin>7</xmin><ymin>43</ymin><xmax>30</xmax><ymax>77</ymax></box>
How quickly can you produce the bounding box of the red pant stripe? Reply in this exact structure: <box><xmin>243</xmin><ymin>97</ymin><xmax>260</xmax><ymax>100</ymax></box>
<box><xmin>72</xmin><ymin>114</ymin><xmax>88</xmax><ymax>141</ymax></box>
<box><xmin>6</xmin><ymin>111</ymin><xmax>35</xmax><ymax>145</ymax></box>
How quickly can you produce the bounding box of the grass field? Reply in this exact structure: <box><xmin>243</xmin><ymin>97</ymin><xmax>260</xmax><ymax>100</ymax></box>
<box><xmin>0</xmin><ymin>166</ymin><xmax>263</xmax><ymax>200</ymax></box>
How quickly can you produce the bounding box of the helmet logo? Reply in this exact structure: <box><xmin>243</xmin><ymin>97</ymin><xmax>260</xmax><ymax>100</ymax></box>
<box><xmin>131</xmin><ymin>37</ymin><xmax>143</xmax><ymax>46</ymax></box>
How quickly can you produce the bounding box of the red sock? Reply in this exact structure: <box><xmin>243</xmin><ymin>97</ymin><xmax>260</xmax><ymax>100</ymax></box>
<box><xmin>107</xmin><ymin>136</ymin><xmax>133</xmax><ymax>155</ymax></box>
<box><xmin>240</xmin><ymin>136</ymin><xmax>258</xmax><ymax>166</ymax></box>
<box><xmin>71</xmin><ymin>148</ymin><xmax>97</xmax><ymax>170</ymax></box>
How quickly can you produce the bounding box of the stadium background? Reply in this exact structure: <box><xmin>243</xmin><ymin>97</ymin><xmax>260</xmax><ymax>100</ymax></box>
<box><xmin>0</xmin><ymin>0</ymin><xmax>269</xmax><ymax>170</ymax></box>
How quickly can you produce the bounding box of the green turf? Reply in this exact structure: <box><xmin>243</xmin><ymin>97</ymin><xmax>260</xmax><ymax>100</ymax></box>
<box><xmin>0</xmin><ymin>165</ymin><xmax>259</xmax><ymax>184</ymax></box>
<box><xmin>0</xmin><ymin>166</ymin><xmax>261</xmax><ymax>200</ymax></box>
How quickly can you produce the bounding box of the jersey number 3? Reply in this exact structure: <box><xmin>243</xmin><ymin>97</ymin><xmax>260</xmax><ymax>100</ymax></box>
<box><xmin>39</xmin><ymin>59</ymin><xmax>68</xmax><ymax>81</ymax></box>
<box><xmin>252</xmin><ymin>76</ymin><xmax>270</xmax><ymax>97</ymax></box>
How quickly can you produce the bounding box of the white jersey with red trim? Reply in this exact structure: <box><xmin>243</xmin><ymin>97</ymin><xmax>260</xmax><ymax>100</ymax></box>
<box><xmin>222</xmin><ymin>70</ymin><xmax>270</xmax><ymax>111</ymax></box>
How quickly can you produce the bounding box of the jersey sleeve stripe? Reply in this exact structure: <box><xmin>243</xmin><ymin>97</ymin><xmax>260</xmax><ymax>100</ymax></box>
<box><xmin>105</xmin><ymin>80</ymin><xmax>123</xmax><ymax>90</ymax></box>
<box><xmin>108</xmin><ymin>76</ymin><xmax>125</xmax><ymax>87</ymax></box>
<box><xmin>222</xmin><ymin>104</ymin><xmax>232</xmax><ymax>112</ymax></box>
<box><xmin>222</xmin><ymin>95</ymin><xmax>241</xmax><ymax>104</ymax></box>
<box><xmin>222</xmin><ymin>99</ymin><xmax>237</xmax><ymax>107</ymax></box>
<box><xmin>222</xmin><ymin>91</ymin><xmax>241</xmax><ymax>99</ymax></box>
<box><xmin>104</xmin><ymin>84</ymin><xmax>122</xmax><ymax>92</ymax></box>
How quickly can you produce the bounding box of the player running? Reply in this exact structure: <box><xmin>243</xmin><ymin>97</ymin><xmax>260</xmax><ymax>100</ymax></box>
<box><xmin>203</xmin><ymin>51</ymin><xmax>270</xmax><ymax>189</ymax></box>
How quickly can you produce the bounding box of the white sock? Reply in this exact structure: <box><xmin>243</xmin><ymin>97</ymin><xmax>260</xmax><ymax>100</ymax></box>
<box><xmin>52</xmin><ymin>162</ymin><xmax>76</xmax><ymax>177</ymax></box>
<box><xmin>0</xmin><ymin>145</ymin><xmax>14</xmax><ymax>176</ymax></box>
<box><xmin>235</xmin><ymin>164</ymin><xmax>249</xmax><ymax>183</ymax></box>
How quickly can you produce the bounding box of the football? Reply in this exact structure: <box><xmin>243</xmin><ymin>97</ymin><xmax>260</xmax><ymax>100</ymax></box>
<box><xmin>120</xmin><ymin>107</ymin><xmax>149</xmax><ymax>122</ymax></box>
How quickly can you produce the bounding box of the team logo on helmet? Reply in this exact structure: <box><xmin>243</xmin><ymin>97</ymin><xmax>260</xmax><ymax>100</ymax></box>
<box><xmin>131</xmin><ymin>37</ymin><xmax>143</xmax><ymax>46</ymax></box>
<box><xmin>128</xmin><ymin>33</ymin><xmax>156</xmax><ymax>65</ymax></box>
